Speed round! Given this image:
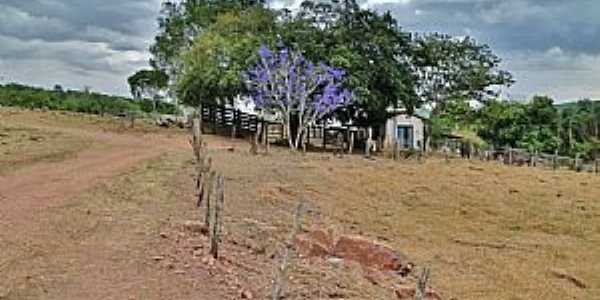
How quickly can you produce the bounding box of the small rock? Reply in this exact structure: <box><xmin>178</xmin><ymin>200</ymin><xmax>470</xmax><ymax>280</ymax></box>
<box><xmin>192</xmin><ymin>249</ymin><xmax>203</xmax><ymax>257</ymax></box>
<box><xmin>174</xmin><ymin>270</ymin><xmax>186</xmax><ymax>275</ymax></box>
<box><xmin>201</xmin><ymin>255</ymin><xmax>216</xmax><ymax>267</ymax></box>
<box><xmin>394</xmin><ymin>285</ymin><xmax>442</xmax><ymax>300</ymax></box>
<box><xmin>327</xmin><ymin>257</ymin><xmax>344</xmax><ymax>266</ymax></box>
<box><xmin>183</xmin><ymin>221</ymin><xmax>209</xmax><ymax>235</ymax></box>
<box><xmin>240</xmin><ymin>290</ymin><xmax>253</xmax><ymax>299</ymax></box>
<box><xmin>152</xmin><ymin>256</ymin><xmax>165</xmax><ymax>261</ymax></box>
<box><xmin>159</xmin><ymin>232</ymin><xmax>169</xmax><ymax>239</ymax></box>
<box><xmin>333</xmin><ymin>235</ymin><xmax>409</xmax><ymax>272</ymax></box>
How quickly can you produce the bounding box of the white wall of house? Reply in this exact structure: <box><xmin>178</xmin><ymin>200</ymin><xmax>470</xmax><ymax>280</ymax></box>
<box><xmin>383</xmin><ymin>113</ymin><xmax>425</xmax><ymax>150</ymax></box>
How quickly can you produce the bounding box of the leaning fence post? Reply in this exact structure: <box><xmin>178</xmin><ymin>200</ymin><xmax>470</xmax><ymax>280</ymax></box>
<box><xmin>415</xmin><ymin>267</ymin><xmax>431</xmax><ymax>300</ymax></box>
<box><xmin>209</xmin><ymin>174</ymin><xmax>224</xmax><ymax>259</ymax></box>
<box><xmin>204</xmin><ymin>171</ymin><xmax>216</xmax><ymax>228</ymax></box>
<box><xmin>272</xmin><ymin>201</ymin><xmax>305</xmax><ymax>300</ymax></box>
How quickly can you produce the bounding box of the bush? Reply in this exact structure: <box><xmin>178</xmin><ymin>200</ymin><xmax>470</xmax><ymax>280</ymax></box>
<box><xmin>0</xmin><ymin>83</ymin><xmax>177</xmax><ymax>116</ymax></box>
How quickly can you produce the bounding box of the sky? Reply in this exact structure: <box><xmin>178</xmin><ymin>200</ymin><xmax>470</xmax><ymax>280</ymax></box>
<box><xmin>0</xmin><ymin>0</ymin><xmax>598</xmax><ymax>102</ymax></box>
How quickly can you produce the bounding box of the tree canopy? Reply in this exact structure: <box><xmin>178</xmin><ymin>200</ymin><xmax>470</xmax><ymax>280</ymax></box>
<box><xmin>142</xmin><ymin>0</ymin><xmax>513</xmax><ymax>126</ymax></box>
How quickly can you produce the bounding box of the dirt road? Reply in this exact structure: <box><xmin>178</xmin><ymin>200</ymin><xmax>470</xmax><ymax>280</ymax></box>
<box><xmin>0</xmin><ymin>119</ymin><xmax>223</xmax><ymax>300</ymax></box>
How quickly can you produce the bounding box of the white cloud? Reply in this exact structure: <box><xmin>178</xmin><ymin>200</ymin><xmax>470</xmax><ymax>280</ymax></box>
<box><xmin>501</xmin><ymin>48</ymin><xmax>600</xmax><ymax>101</ymax></box>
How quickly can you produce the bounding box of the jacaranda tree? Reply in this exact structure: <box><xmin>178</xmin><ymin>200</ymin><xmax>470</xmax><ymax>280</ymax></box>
<box><xmin>246</xmin><ymin>45</ymin><xmax>353</xmax><ymax>151</ymax></box>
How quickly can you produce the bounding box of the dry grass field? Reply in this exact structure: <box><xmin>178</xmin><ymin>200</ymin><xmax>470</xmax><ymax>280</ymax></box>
<box><xmin>1</xmin><ymin>108</ymin><xmax>599</xmax><ymax>299</ymax></box>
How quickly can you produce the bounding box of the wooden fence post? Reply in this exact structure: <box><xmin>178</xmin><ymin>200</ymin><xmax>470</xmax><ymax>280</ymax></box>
<box><xmin>553</xmin><ymin>149</ymin><xmax>559</xmax><ymax>171</ymax></box>
<box><xmin>307</xmin><ymin>124</ymin><xmax>311</xmax><ymax>146</ymax></box>
<box><xmin>209</xmin><ymin>174</ymin><xmax>224</xmax><ymax>259</ymax></box>
<box><xmin>348</xmin><ymin>130</ymin><xmax>355</xmax><ymax>154</ymax></box>
<box><xmin>231</xmin><ymin>109</ymin><xmax>237</xmax><ymax>139</ymax></box>
<box><xmin>265</xmin><ymin>123</ymin><xmax>270</xmax><ymax>153</ymax></box>
<box><xmin>415</xmin><ymin>267</ymin><xmax>431</xmax><ymax>300</ymax></box>
<box><xmin>204</xmin><ymin>171</ymin><xmax>216</xmax><ymax>228</ymax></box>
<box><xmin>129</xmin><ymin>112</ymin><xmax>135</xmax><ymax>129</ymax></box>
<box><xmin>393</xmin><ymin>141</ymin><xmax>399</xmax><ymax>161</ymax></box>
<box><xmin>508</xmin><ymin>147</ymin><xmax>513</xmax><ymax>166</ymax></box>
<box><xmin>322</xmin><ymin>127</ymin><xmax>327</xmax><ymax>151</ymax></box>
<box><xmin>365</xmin><ymin>127</ymin><xmax>373</xmax><ymax>158</ymax></box>
<box><xmin>272</xmin><ymin>201</ymin><xmax>304</xmax><ymax>300</ymax></box>
<box><xmin>192</xmin><ymin>118</ymin><xmax>202</xmax><ymax>162</ymax></box>
<box><xmin>595</xmin><ymin>159</ymin><xmax>599</xmax><ymax>175</ymax></box>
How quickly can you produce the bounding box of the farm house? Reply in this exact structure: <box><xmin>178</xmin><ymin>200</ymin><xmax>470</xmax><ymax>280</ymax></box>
<box><xmin>381</xmin><ymin>108</ymin><xmax>429</xmax><ymax>151</ymax></box>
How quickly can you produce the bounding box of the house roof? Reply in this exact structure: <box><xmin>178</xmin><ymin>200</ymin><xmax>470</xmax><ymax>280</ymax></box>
<box><xmin>386</xmin><ymin>106</ymin><xmax>432</xmax><ymax>120</ymax></box>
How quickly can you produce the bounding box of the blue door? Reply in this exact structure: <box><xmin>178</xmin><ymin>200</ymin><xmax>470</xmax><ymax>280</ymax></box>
<box><xmin>397</xmin><ymin>125</ymin><xmax>414</xmax><ymax>149</ymax></box>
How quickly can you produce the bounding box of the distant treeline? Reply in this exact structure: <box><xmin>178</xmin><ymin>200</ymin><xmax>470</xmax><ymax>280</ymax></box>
<box><xmin>434</xmin><ymin>96</ymin><xmax>600</xmax><ymax>160</ymax></box>
<box><xmin>0</xmin><ymin>83</ymin><xmax>177</xmax><ymax>116</ymax></box>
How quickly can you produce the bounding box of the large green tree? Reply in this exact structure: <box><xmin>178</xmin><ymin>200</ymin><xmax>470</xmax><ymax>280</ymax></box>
<box><xmin>277</xmin><ymin>0</ymin><xmax>417</xmax><ymax>125</ymax></box>
<box><xmin>149</xmin><ymin>1</ymin><xmax>267</xmax><ymax>78</ymax></box>
<box><xmin>176</xmin><ymin>7</ymin><xmax>276</xmax><ymax>106</ymax></box>
<box><xmin>127</xmin><ymin>69</ymin><xmax>169</xmax><ymax>112</ymax></box>
<box><xmin>411</xmin><ymin>33</ymin><xmax>514</xmax><ymax>112</ymax></box>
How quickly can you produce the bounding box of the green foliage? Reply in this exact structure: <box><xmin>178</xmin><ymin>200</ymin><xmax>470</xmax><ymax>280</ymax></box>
<box><xmin>140</xmin><ymin>0</ymin><xmax>514</xmax><ymax>128</ymax></box>
<box><xmin>128</xmin><ymin>69</ymin><xmax>168</xmax><ymax>100</ymax></box>
<box><xmin>412</xmin><ymin>34</ymin><xmax>514</xmax><ymax>105</ymax></box>
<box><xmin>558</xmin><ymin>99</ymin><xmax>600</xmax><ymax>159</ymax></box>
<box><xmin>278</xmin><ymin>1</ymin><xmax>417</xmax><ymax>125</ymax></box>
<box><xmin>476</xmin><ymin>97</ymin><xmax>559</xmax><ymax>152</ymax></box>
<box><xmin>0</xmin><ymin>83</ymin><xmax>176</xmax><ymax>116</ymax></box>
<box><xmin>177</xmin><ymin>7</ymin><xmax>277</xmax><ymax>106</ymax></box>
<box><xmin>149</xmin><ymin>0</ymin><xmax>267</xmax><ymax>77</ymax></box>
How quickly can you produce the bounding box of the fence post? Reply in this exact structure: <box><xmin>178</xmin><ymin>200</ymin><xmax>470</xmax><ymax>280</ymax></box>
<box><xmin>553</xmin><ymin>149</ymin><xmax>559</xmax><ymax>171</ymax></box>
<box><xmin>209</xmin><ymin>174</ymin><xmax>224</xmax><ymax>259</ymax></box>
<box><xmin>508</xmin><ymin>147</ymin><xmax>513</xmax><ymax>166</ymax></box>
<box><xmin>231</xmin><ymin>109</ymin><xmax>237</xmax><ymax>139</ymax></box>
<box><xmin>322</xmin><ymin>127</ymin><xmax>327</xmax><ymax>151</ymax></box>
<box><xmin>530</xmin><ymin>150</ymin><xmax>537</xmax><ymax>167</ymax></box>
<box><xmin>264</xmin><ymin>122</ymin><xmax>270</xmax><ymax>153</ymax></box>
<box><xmin>204</xmin><ymin>171</ymin><xmax>216</xmax><ymax>228</ymax></box>
<box><xmin>595</xmin><ymin>159</ymin><xmax>599</xmax><ymax>175</ymax></box>
<box><xmin>574</xmin><ymin>153</ymin><xmax>581</xmax><ymax>172</ymax></box>
<box><xmin>272</xmin><ymin>201</ymin><xmax>304</xmax><ymax>300</ymax></box>
<box><xmin>348</xmin><ymin>130</ymin><xmax>355</xmax><ymax>154</ymax></box>
<box><xmin>415</xmin><ymin>267</ymin><xmax>431</xmax><ymax>300</ymax></box>
<box><xmin>365</xmin><ymin>127</ymin><xmax>373</xmax><ymax>158</ymax></box>
<box><xmin>192</xmin><ymin>118</ymin><xmax>202</xmax><ymax>162</ymax></box>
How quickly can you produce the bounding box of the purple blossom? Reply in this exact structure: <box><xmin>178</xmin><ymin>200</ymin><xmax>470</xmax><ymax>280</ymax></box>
<box><xmin>245</xmin><ymin>44</ymin><xmax>353</xmax><ymax>149</ymax></box>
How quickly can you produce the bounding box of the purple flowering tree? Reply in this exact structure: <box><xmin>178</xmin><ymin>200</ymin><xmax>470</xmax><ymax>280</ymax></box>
<box><xmin>246</xmin><ymin>45</ymin><xmax>353</xmax><ymax>150</ymax></box>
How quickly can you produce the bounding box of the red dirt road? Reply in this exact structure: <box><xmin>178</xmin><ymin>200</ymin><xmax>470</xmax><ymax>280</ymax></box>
<box><xmin>0</xmin><ymin>130</ymin><xmax>178</xmax><ymax>229</ymax></box>
<box><xmin>0</xmin><ymin>123</ymin><xmax>220</xmax><ymax>300</ymax></box>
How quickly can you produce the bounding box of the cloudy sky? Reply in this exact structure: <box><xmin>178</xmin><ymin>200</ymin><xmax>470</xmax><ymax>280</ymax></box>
<box><xmin>0</xmin><ymin>0</ymin><xmax>598</xmax><ymax>102</ymax></box>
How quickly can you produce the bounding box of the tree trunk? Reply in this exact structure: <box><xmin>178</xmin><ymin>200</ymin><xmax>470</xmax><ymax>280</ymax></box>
<box><xmin>569</xmin><ymin>122</ymin><xmax>574</xmax><ymax>151</ymax></box>
<box><xmin>285</xmin><ymin>118</ymin><xmax>295</xmax><ymax>150</ymax></box>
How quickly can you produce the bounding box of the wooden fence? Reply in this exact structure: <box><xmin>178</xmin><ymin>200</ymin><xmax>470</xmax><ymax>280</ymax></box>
<box><xmin>199</xmin><ymin>105</ymin><xmax>358</xmax><ymax>150</ymax></box>
<box><xmin>200</xmin><ymin>104</ymin><xmax>286</xmax><ymax>143</ymax></box>
<box><xmin>464</xmin><ymin>147</ymin><xmax>600</xmax><ymax>174</ymax></box>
